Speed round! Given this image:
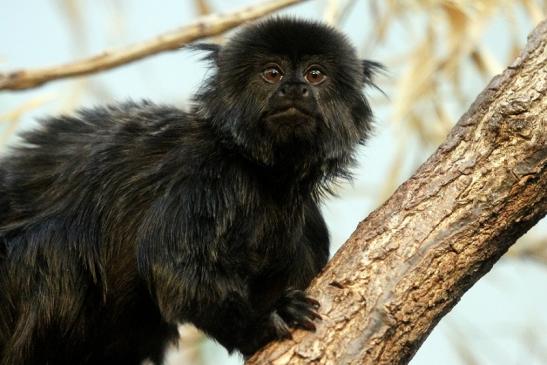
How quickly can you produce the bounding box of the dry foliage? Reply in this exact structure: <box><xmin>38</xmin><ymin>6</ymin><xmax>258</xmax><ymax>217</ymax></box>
<box><xmin>361</xmin><ymin>0</ymin><xmax>546</xmax><ymax>201</ymax></box>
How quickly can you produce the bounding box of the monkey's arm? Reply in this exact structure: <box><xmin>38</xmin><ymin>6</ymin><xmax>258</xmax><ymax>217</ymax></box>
<box><xmin>287</xmin><ymin>199</ymin><xmax>330</xmax><ymax>290</ymax></box>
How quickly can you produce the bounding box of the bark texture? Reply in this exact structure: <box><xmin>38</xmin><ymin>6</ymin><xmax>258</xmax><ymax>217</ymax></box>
<box><xmin>247</xmin><ymin>20</ymin><xmax>547</xmax><ymax>365</ymax></box>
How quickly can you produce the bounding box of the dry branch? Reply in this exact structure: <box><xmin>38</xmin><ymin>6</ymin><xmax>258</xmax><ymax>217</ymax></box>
<box><xmin>247</xmin><ymin>20</ymin><xmax>547</xmax><ymax>365</ymax></box>
<box><xmin>0</xmin><ymin>0</ymin><xmax>306</xmax><ymax>91</ymax></box>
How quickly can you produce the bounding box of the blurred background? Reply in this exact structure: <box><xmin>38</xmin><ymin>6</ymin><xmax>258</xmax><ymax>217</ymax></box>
<box><xmin>1</xmin><ymin>0</ymin><xmax>545</xmax><ymax>364</ymax></box>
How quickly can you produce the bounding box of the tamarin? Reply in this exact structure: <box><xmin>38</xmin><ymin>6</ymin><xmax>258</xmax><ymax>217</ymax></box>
<box><xmin>0</xmin><ymin>17</ymin><xmax>381</xmax><ymax>364</ymax></box>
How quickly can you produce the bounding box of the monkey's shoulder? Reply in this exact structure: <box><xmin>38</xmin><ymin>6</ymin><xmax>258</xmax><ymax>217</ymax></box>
<box><xmin>17</xmin><ymin>101</ymin><xmax>189</xmax><ymax>148</ymax></box>
<box><xmin>2</xmin><ymin>101</ymin><xmax>206</xmax><ymax>176</ymax></box>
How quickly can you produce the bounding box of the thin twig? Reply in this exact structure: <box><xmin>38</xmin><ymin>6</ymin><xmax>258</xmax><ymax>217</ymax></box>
<box><xmin>0</xmin><ymin>0</ymin><xmax>306</xmax><ymax>91</ymax></box>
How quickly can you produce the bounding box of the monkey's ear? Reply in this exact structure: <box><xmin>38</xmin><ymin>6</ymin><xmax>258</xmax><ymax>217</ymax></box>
<box><xmin>362</xmin><ymin>60</ymin><xmax>385</xmax><ymax>91</ymax></box>
<box><xmin>188</xmin><ymin>43</ymin><xmax>221</xmax><ymax>66</ymax></box>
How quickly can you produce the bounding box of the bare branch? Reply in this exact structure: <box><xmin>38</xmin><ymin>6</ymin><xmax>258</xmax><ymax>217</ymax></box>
<box><xmin>247</xmin><ymin>19</ymin><xmax>547</xmax><ymax>365</ymax></box>
<box><xmin>0</xmin><ymin>0</ymin><xmax>306</xmax><ymax>91</ymax></box>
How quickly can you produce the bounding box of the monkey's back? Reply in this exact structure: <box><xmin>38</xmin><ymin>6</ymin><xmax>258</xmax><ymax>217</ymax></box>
<box><xmin>0</xmin><ymin>101</ymin><xmax>206</xmax><ymax>363</ymax></box>
<box><xmin>1</xmin><ymin>101</ymin><xmax>204</xmax><ymax>229</ymax></box>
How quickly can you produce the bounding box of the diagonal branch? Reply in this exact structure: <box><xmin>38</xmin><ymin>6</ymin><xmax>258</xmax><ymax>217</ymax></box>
<box><xmin>0</xmin><ymin>0</ymin><xmax>306</xmax><ymax>92</ymax></box>
<box><xmin>247</xmin><ymin>19</ymin><xmax>547</xmax><ymax>365</ymax></box>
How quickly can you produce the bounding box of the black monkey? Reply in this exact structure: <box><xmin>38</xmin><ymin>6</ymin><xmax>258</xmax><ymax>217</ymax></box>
<box><xmin>0</xmin><ymin>17</ymin><xmax>381</xmax><ymax>364</ymax></box>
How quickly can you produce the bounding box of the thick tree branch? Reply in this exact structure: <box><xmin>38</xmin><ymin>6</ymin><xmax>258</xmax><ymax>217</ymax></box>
<box><xmin>247</xmin><ymin>20</ymin><xmax>547</xmax><ymax>365</ymax></box>
<box><xmin>0</xmin><ymin>0</ymin><xmax>306</xmax><ymax>91</ymax></box>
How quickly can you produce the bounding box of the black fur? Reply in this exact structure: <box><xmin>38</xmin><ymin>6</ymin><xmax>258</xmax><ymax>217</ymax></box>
<box><xmin>0</xmin><ymin>18</ymin><xmax>379</xmax><ymax>364</ymax></box>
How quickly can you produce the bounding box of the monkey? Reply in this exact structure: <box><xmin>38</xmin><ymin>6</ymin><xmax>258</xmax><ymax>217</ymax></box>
<box><xmin>0</xmin><ymin>17</ymin><xmax>381</xmax><ymax>364</ymax></box>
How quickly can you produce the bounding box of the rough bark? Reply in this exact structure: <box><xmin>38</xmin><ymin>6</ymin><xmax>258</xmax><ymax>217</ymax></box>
<box><xmin>0</xmin><ymin>0</ymin><xmax>306</xmax><ymax>91</ymax></box>
<box><xmin>247</xmin><ymin>20</ymin><xmax>547</xmax><ymax>365</ymax></box>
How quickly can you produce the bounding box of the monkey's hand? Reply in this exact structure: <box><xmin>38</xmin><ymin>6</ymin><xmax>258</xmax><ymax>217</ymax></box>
<box><xmin>270</xmin><ymin>288</ymin><xmax>321</xmax><ymax>339</ymax></box>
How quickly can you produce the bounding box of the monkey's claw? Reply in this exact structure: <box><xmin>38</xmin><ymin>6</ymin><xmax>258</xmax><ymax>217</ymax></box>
<box><xmin>276</xmin><ymin>288</ymin><xmax>321</xmax><ymax>332</ymax></box>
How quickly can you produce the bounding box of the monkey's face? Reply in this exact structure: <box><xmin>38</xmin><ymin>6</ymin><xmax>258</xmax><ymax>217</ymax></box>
<box><xmin>195</xmin><ymin>18</ymin><xmax>380</xmax><ymax>170</ymax></box>
<box><xmin>258</xmin><ymin>60</ymin><xmax>324</xmax><ymax>142</ymax></box>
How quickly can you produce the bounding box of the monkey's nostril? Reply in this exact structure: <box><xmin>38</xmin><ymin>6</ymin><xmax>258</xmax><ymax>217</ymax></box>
<box><xmin>277</xmin><ymin>84</ymin><xmax>309</xmax><ymax>99</ymax></box>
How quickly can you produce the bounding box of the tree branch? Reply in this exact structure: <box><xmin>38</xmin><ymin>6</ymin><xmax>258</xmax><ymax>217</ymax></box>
<box><xmin>247</xmin><ymin>20</ymin><xmax>547</xmax><ymax>365</ymax></box>
<box><xmin>0</xmin><ymin>0</ymin><xmax>306</xmax><ymax>91</ymax></box>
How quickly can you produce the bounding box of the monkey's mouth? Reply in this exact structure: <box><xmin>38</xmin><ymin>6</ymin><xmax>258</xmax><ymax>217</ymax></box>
<box><xmin>267</xmin><ymin>107</ymin><xmax>315</xmax><ymax>122</ymax></box>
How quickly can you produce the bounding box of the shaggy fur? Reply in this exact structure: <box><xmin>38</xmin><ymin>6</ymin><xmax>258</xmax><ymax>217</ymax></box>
<box><xmin>0</xmin><ymin>18</ymin><xmax>380</xmax><ymax>364</ymax></box>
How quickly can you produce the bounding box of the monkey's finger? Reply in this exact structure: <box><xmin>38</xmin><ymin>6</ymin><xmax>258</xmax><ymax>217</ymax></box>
<box><xmin>283</xmin><ymin>289</ymin><xmax>320</xmax><ymax>308</ymax></box>
<box><xmin>293</xmin><ymin>318</ymin><xmax>316</xmax><ymax>332</ymax></box>
<box><xmin>282</xmin><ymin>301</ymin><xmax>322</xmax><ymax>321</ymax></box>
<box><xmin>304</xmin><ymin>296</ymin><xmax>320</xmax><ymax>309</ymax></box>
<box><xmin>282</xmin><ymin>305</ymin><xmax>321</xmax><ymax>328</ymax></box>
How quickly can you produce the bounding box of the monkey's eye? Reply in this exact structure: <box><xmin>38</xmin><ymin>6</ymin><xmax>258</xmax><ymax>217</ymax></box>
<box><xmin>304</xmin><ymin>67</ymin><xmax>326</xmax><ymax>85</ymax></box>
<box><xmin>261</xmin><ymin>65</ymin><xmax>283</xmax><ymax>84</ymax></box>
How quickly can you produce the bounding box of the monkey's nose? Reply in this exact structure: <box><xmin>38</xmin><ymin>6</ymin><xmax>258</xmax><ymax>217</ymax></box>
<box><xmin>278</xmin><ymin>83</ymin><xmax>310</xmax><ymax>99</ymax></box>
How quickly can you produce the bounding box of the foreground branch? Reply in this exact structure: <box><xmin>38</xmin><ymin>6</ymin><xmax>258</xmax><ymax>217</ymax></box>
<box><xmin>0</xmin><ymin>0</ymin><xmax>305</xmax><ymax>91</ymax></box>
<box><xmin>248</xmin><ymin>20</ymin><xmax>547</xmax><ymax>365</ymax></box>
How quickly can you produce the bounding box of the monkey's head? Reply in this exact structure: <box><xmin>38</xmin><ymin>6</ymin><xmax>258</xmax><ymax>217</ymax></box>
<box><xmin>193</xmin><ymin>18</ymin><xmax>381</xmax><ymax>182</ymax></box>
